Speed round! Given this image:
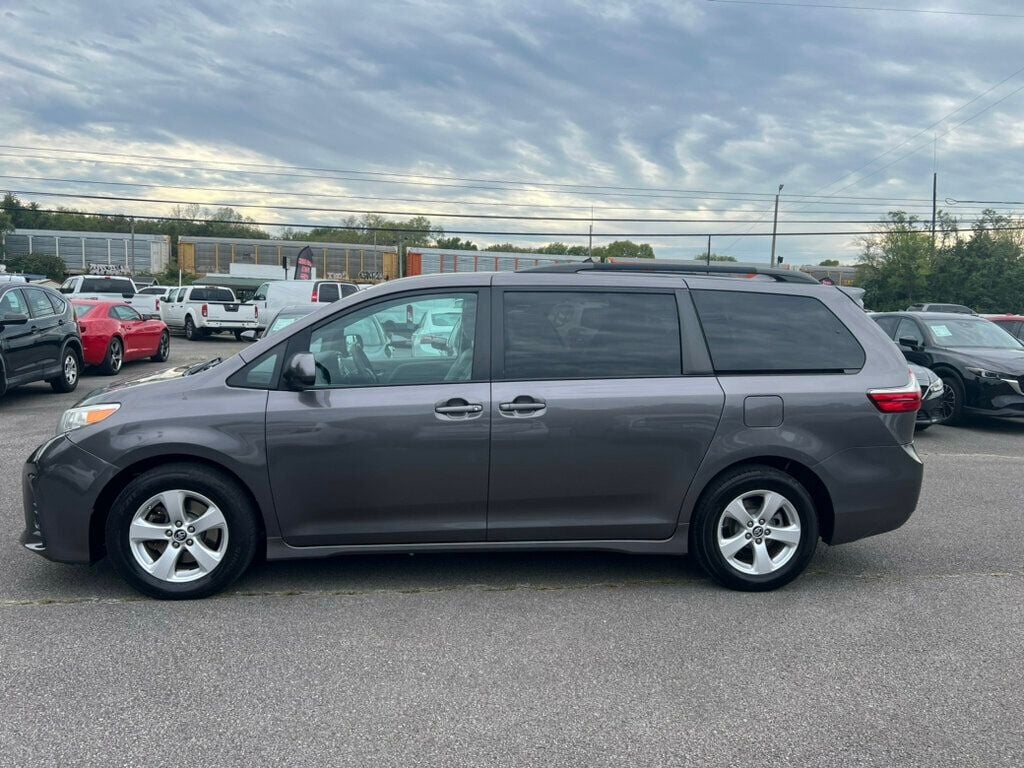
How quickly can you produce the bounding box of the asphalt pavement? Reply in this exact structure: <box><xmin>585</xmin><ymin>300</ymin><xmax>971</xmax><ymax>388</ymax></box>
<box><xmin>1</xmin><ymin>336</ymin><xmax>1022</xmax><ymax>766</ymax></box>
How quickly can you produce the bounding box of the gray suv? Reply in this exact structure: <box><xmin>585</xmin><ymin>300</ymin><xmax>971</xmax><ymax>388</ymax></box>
<box><xmin>21</xmin><ymin>264</ymin><xmax>924</xmax><ymax>598</ymax></box>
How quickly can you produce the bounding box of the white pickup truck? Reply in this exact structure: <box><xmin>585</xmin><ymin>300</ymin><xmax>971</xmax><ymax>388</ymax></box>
<box><xmin>57</xmin><ymin>275</ymin><xmax>163</xmax><ymax>318</ymax></box>
<box><xmin>160</xmin><ymin>285</ymin><xmax>258</xmax><ymax>340</ymax></box>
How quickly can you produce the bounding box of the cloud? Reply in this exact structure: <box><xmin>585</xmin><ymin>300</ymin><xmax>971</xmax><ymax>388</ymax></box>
<box><xmin>0</xmin><ymin>0</ymin><xmax>1021</xmax><ymax>264</ymax></box>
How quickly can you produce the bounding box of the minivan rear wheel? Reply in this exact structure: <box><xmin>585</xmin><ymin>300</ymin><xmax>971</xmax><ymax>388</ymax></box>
<box><xmin>691</xmin><ymin>465</ymin><xmax>818</xmax><ymax>591</ymax></box>
<box><xmin>105</xmin><ymin>464</ymin><xmax>259</xmax><ymax>599</ymax></box>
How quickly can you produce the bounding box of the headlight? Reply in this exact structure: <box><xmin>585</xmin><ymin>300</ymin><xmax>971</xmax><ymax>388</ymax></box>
<box><xmin>57</xmin><ymin>403</ymin><xmax>121</xmax><ymax>434</ymax></box>
<box><xmin>966</xmin><ymin>367</ymin><xmax>1015</xmax><ymax>380</ymax></box>
<box><xmin>927</xmin><ymin>378</ymin><xmax>944</xmax><ymax>395</ymax></box>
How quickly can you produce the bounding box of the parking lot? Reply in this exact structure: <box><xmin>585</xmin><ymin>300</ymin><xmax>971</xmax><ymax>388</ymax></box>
<box><xmin>1</xmin><ymin>335</ymin><xmax>1022</xmax><ymax>767</ymax></box>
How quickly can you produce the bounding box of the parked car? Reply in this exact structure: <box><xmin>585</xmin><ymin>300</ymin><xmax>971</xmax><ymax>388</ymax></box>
<box><xmin>908</xmin><ymin>362</ymin><xmax>945</xmax><ymax>430</ymax></box>
<box><xmin>72</xmin><ymin>300</ymin><xmax>170</xmax><ymax>375</ymax></box>
<box><xmin>983</xmin><ymin>314</ymin><xmax>1024</xmax><ymax>342</ymax></box>
<box><xmin>57</xmin><ymin>275</ymin><xmax>161</xmax><ymax>317</ymax></box>
<box><xmin>0</xmin><ymin>282</ymin><xmax>82</xmax><ymax>397</ymax></box>
<box><xmin>250</xmin><ymin>280</ymin><xmax>359</xmax><ymax>335</ymax></box>
<box><xmin>22</xmin><ymin>263</ymin><xmax>924</xmax><ymax>599</ymax></box>
<box><xmin>160</xmin><ymin>285</ymin><xmax>258</xmax><ymax>340</ymax></box>
<box><xmin>872</xmin><ymin>311</ymin><xmax>1024</xmax><ymax>423</ymax></box>
<box><xmin>906</xmin><ymin>303</ymin><xmax>977</xmax><ymax>315</ymax></box>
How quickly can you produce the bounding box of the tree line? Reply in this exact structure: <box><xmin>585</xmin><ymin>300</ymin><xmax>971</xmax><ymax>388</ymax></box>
<box><xmin>858</xmin><ymin>210</ymin><xmax>1024</xmax><ymax>313</ymax></box>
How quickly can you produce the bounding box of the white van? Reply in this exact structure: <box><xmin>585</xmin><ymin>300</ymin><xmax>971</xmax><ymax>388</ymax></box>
<box><xmin>251</xmin><ymin>280</ymin><xmax>358</xmax><ymax>333</ymax></box>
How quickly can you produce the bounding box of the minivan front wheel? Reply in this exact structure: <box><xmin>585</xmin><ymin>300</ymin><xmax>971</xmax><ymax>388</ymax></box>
<box><xmin>691</xmin><ymin>466</ymin><xmax>818</xmax><ymax>591</ymax></box>
<box><xmin>105</xmin><ymin>464</ymin><xmax>259</xmax><ymax>599</ymax></box>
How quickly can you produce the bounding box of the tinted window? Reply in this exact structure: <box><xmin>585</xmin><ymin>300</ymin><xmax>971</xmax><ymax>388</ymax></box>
<box><xmin>140</xmin><ymin>287</ymin><xmax>166</xmax><ymax>295</ymax></box>
<box><xmin>46</xmin><ymin>292</ymin><xmax>66</xmax><ymax>315</ymax></box>
<box><xmin>228</xmin><ymin>349</ymin><xmax>282</xmax><ymax>390</ymax></box>
<box><xmin>316</xmin><ymin>283</ymin><xmax>340</xmax><ymax>302</ymax></box>
<box><xmin>872</xmin><ymin>316</ymin><xmax>899</xmax><ymax>338</ymax></box>
<box><xmin>81</xmin><ymin>277</ymin><xmax>134</xmax><ymax>296</ymax></box>
<box><xmin>112</xmin><ymin>305</ymin><xmax>143</xmax><ymax>321</ymax></box>
<box><xmin>340</xmin><ymin>283</ymin><xmax>359</xmax><ymax>297</ymax></box>
<box><xmin>692</xmin><ymin>290</ymin><xmax>865</xmax><ymax>373</ymax></box>
<box><xmin>190</xmin><ymin>288</ymin><xmax>235</xmax><ymax>302</ymax></box>
<box><xmin>24</xmin><ymin>288</ymin><xmax>56</xmax><ymax>318</ymax></box>
<box><xmin>502</xmin><ymin>291</ymin><xmax>681</xmax><ymax>380</ymax></box>
<box><xmin>895</xmin><ymin>318</ymin><xmax>924</xmax><ymax>346</ymax></box>
<box><xmin>0</xmin><ymin>289</ymin><xmax>28</xmax><ymax>316</ymax></box>
<box><xmin>304</xmin><ymin>292</ymin><xmax>478</xmax><ymax>388</ymax></box>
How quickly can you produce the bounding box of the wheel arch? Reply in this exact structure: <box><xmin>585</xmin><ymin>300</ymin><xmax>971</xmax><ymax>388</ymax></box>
<box><xmin>89</xmin><ymin>453</ymin><xmax>268</xmax><ymax>562</ymax></box>
<box><xmin>686</xmin><ymin>455</ymin><xmax>836</xmax><ymax>544</ymax></box>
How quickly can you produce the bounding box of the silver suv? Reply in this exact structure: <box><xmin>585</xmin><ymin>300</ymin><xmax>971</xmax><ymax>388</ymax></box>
<box><xmin>21</xmin><ymin>264</ymin><xmax>924</xmax><ymax>598</ymax></box>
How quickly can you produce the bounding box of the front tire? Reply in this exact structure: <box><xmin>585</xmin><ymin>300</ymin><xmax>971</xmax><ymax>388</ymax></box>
<box><xmin>937</xmin><ymin>373</ymin><xmax>964</xmax><ymax>425</ymax></box>
<box><xmin>100</xmin><ymin>337</ymin><xmax>124</xmax><ymax>375</ymax></box>
<box><xmin>105</xmin><ymin>464</ymin><xmax>259</xmax><ymax>599</ymax></box>
<box><xmin>48</xmin><ymin>346</ymin><xmax>80</xmax><ymax>393</ymax></box>
<box><xmin>184</xmin><ymin>316</ymin><xmax>197</xmax><ymax>341</ymax></box>
<box><xmin>691</xmin><ymin>465</ymin><xmax>819</xmax><ymax>591</ymax></box>
<box><xmin>152</xmin><ymin>331</ymin><xmax>170</xmax><ymax>362</ymax></box>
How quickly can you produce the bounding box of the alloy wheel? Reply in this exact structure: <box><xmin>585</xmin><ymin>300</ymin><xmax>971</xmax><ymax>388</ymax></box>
<box><xmin>63</xmin><ymin>352</ymin><xmax>78</xmax><ymax>385</ymax></box>
<box><xmin>716</xmin><ymin>490</ymin><xmax>802</xmax><ymax>576</ymax></box>
<box><xmin>128</xmin><ymin>489</ymin><xmax>230</xmax><ymax>583</ymax></box>
<box><xmin>109</xmin><ymin>340</ymin><xmax>123</xmax><ymax>372</ymax></box>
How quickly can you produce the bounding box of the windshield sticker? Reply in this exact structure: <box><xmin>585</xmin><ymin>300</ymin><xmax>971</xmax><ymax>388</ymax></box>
<box><xmin>931</xmin><ymin>325</ymin><xmax>952</xmax><ymax>337</ymax></box>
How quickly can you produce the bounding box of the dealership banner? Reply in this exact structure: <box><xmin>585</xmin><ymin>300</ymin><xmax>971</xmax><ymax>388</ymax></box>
<box><xmin>294</xmin><ymin>246</ymin><xmax>315</xmax><ymax>280</ymax></box>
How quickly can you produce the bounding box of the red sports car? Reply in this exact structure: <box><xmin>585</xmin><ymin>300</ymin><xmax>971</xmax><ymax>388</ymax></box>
<box><xmin>72</xmin><ymin>300</ymin><xmax>171</xmax><ymax>375</ymax></box>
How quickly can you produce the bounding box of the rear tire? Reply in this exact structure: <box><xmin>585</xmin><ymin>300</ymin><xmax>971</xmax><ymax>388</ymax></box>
<box><xmin>151</xmin><ymin>331</ymin><xmax>170</xmax><ymax>362</ymax></box>
<box><xmin>48</xmin><ymin>346</ymin><xmax>80</xmax><ymax>393</ymax></box>
<box><xmin>691</xmin><ymin>465</ymin><xmax>819</xmax><ymax>592</ymax></box>
<box><xmin>105</xmin><ymin>464</ymin><xmax>259</xmax><ymax>600</ymax></box>
<box><xmin>99</xmin><ymin>337</ymin><xmax>124</xmax><ymax>375</ymax></box>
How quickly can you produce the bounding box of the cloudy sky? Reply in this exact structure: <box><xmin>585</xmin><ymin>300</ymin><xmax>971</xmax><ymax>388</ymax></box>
<box><xmin>2</xmin><ymin>0</ymin><xmax>1023</xmax><ymax>264</ymax></box>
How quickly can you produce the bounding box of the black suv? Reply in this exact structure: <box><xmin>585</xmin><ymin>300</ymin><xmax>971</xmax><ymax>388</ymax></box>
<box><xmin>0</xmin><ymin>283</ymin><xmax>83</xmax><ymax>398</ymax></box>
<box><xmin>872</xmin><ymin>311</ymin><xmax>1024</xmax><ymax>423</ymax></box>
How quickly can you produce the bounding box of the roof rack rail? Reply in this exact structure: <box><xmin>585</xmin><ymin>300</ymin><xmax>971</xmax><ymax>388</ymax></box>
<box><xmin>522</xmin><ymin>261</ymin><xmax>820</xmax><ymax>284</ymax></box>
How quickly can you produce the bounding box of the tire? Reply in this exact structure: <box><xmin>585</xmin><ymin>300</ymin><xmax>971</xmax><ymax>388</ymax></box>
<box><xmin>234</xmin><ymin>330</ymin><xmax>244</xmax><ymax>341</ymax></box>
<box><xmin>690</xmin><ymin>465</ymin><xmax>819</xmax><ymax>592</ymax></box>
<box><xmin>104</xmin><ymin>463</ymin><xmax>259</xmax><ymax>600</ymax></box>
<box><xmin>937</xmin><ymin>373</ymin><xmax>964</xmax><ymax>425</ymax></box>
<box><xmin>151</xmin><ymin>331</ymin><xmax>170</xmax><ymax>362</ymax></box>
<box><xmin>184</xmin><ymin>315</ymin><xmax>197</xmax><ymax>341</ymax></box>
<box><xmin>48</xmin><ymin>346</ymin><xmax>80</xmax><ymax>393</ymax></box>
<box><xmin>0</xmin><ymin>355</ymin><xmax>7</xmax><ymax>398</ymax></box>
<box><xmin>99</xmin><ymin>337</ymin><xmax>124</xmax><ymax>375</ymax></box>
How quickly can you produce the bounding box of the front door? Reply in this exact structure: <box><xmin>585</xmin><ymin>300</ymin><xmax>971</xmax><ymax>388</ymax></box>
<box><xmin>0</xmin><ymin>288</ymin><xmax>37</xmax><ymax>380</ymax></box>
<box><xmin>488</xmin><ymin>288</ymin><xmax>724</xmax><ymax>541</ymax></box>
<box><xmin>22</xmin><ymin>287</ymin><xmax>64</xmax><ymax>376</ymax></box>
<box><xmin>266</xmin><ymin>289</ymin><xmax>491</xmax><ymax>546</ymax></box>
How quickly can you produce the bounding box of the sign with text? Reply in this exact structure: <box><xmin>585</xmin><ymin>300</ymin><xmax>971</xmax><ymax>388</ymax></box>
<box><xmin>294</xmin><ymin>246</ymin><xmax>315</xmax><ymax>281</ymax></box>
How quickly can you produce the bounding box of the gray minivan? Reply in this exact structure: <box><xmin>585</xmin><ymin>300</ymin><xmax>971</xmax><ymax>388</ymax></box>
<box><xmin>21</xmin><ymin>264</ymin><xmax>924</xmax><ymax>599</ymax></box>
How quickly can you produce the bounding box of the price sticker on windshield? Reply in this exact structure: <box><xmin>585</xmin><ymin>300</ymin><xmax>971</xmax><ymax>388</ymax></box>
<box><xmin>931</xmin><ymin>325</ymin><xmax>952</xmax><ymax>337</ymax></box>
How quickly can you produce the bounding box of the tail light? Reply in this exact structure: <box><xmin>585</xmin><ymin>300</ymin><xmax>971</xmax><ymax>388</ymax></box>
<box><xmin>868</xmin><ymin>371</ymin><xmax>921</xmax><ymax>413</ymax></box>
<box><xmin>201</xmin><ymin>304</ymin><xmax>208</xmax><ymax>318</ymax></box>
<box><xmin>311</xmin><ymin>289</ymin><xmax>319</xmax><ymax>302</ymax></box>
<box><xmin>254</xmin><ymin>305</ymin><xmax>258</xmax><ymax>318</ymax></box>
<box><xmin>155</xmin><ymin>299</ymin><xmax>160</xmax><ymax>311</ymax></box>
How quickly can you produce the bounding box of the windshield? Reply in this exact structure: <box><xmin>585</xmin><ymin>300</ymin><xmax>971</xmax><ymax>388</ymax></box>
<box><xmin>925</xmin><ymin>318</ymin><xmax>1023</xmax><ymax>349</ymax></box>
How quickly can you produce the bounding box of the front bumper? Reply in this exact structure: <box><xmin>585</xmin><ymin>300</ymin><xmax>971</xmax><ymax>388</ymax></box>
<box><xmin>20</xmin><ymin>435</ymin><xmax>117</xmax><ymax>564</ymax></box>
<box><xmin>917</xmin><ymin>389</ymin><xmax>944</xmax><ymax>426</ymax></box>
<box><xmin>967</xmin><ymin>376</ymin><xmax>1024</xmax><ymax>417</ymax></box>
<box><xmin>815</xmin><ymin>443</ymin><xmax>924</xmax><ymax>545</ymax></box>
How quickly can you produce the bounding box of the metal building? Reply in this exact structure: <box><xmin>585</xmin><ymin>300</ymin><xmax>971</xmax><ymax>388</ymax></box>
<box><xmin>3</xmin><ymin>228</ymin><xmax>171</xmax><ymax>275</ymax></box>
<box><xmin>405</xmin><ymin>248</ymin><xmax>592</xmax><ymax>275</ymax></box>
<box><xmin>177</xmin><ymin>236</ymin><xmax>399</xmax><ymax>280</ymax></box>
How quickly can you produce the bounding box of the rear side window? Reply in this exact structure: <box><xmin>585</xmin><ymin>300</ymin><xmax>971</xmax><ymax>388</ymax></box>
<box><xmin>46</xmin><ymin>293</ymin><xmax>67</xmax><ymax>315</ymax></box>
<box><xmin>501</xmin><ymin>291</ymin><xmax>681</xmax><ymax>380</ymax></box>
<box><xmin>24</xmin><ymin>288</ymin><xmax>55</xmax><ymax>318</ymax></box>
<box><xmin>692</xmin><ymin>290</ymin><xmax>865</xmax><ymax>373</ymax></box>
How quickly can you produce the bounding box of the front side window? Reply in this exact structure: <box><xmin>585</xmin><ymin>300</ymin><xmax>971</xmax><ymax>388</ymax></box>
<box><xmin>692</xmin><ymin>290</ymin><xmax>865</xmax><ymax>373</ymax></box>
<box><xmin>924</xmin><ymin>318</ymin><xmax>1023</xmax><ymax>349</ymax></box>
<box><xmin>112</xmin><ymin>305</ymin><xmax>143</xmax><ymax>321</ymax></box>
<box><xmin>501</xmin><ymin>291</ymin><xmax>681</xmax><ymax>380</ymax></box>
<box><xmin>24</xmin><ymin>288</ymin><xmax>55</xmax><ymax>318</ymax></box>
<box><xmin>0</xmin><ymin>289</ymin><xmax>28</xmax><ymax>316</ymax></box>
<box><xmin>253</xmin><ymin>284</ymin><xmax>269</xmax><ymax>302</ymax></box>
<box><xmin>301</xmin><ymin>292</ymin><xmax>478</xmax><ymax>388</ymax></box>
<box><xmin>895</xmin><ymin>318</ymin><xmax>924</xmax><ymax>346</ymax></box>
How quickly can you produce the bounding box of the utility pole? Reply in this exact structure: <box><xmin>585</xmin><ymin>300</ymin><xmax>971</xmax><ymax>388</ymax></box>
<box><xmin>130</xmin><ymin>217</ymin><xmax>136</xmax><ymax>276</ymax></box>
<box><xmin>769</xmin><ymin>184</ymin><xmax>783</xmax><ymax>267</ymax></box>
<box><xmin>931</xmin><ymin>172</ymin><xmax>938</xmax><ymax>252</ymax></box>
<box><xmin>706</xmin><ymin>234</ymin><xmax>711</xmax><ymax>267</ymax></box>
<box><xmin>588</xmin><ymin>206</ymin><xmax>594</xmax><ymax>260</ymax></box>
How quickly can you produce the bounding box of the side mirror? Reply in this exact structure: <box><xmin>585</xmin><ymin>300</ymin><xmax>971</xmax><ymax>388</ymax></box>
<box><xmin>0</xmin><ymin>312</ymin><xmax>29</xmax><ymax>330</ymax></box>
<box><xmin>283</xmin><ymin>352</ymin><xmax>317</xmax><ymax>390</ymax></box>
<box><xmin>898</xmin><ymin>337</ymin><xmax>921</xmax><ymax>350</ymax></box>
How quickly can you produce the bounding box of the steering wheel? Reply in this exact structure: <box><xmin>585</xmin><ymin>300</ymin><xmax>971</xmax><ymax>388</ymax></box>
<box><xmin>314</xmin><ymin>360</ymin><xmax>332</xmax><ymax>386</ymax></box>
<box><xmin>351</xmin><ymin>345</ymin><xmax>378</xmax><ymax>384</ymax></box>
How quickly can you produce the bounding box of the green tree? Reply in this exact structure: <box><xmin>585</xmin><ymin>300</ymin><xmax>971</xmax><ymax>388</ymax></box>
<box><xmin>857</xmin><ymin>212</ymin><xmax>933</xmax><ymax>311</ymax></box>
<box><xmin>818</xmin><ymin>259</ymin><xmax>840</xmax><ymax>266</ymax></box>
<box><xmin>693</xmin><ymin>253</ymin><xmax>737</xmax><ymax>262</ymax></box>
<box><xmin>433</xmin><ymin>236</ymin><xmax>478</xmax><ymax>250</ymax></box>
<box><xmin>593</xmin><ymin>240</ymin><xmax>655</xmax><ymax>261</ymax></box>
<box><xmin>3</xmin><ymin>253</ymin><xmax>68</xmax><ymax>281</ymax></box>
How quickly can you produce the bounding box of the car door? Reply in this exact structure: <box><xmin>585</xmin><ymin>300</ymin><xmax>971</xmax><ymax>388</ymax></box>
<box><xmin>22</xmin><ymin>287</ymin><xmax>64</xmax><ymax>377</ymax></box>
<box><xmin>895</xmin><ymin>317</ymin><xmax>929</xmax><ymax>365</ymax></box>
<box><xmin>0</xmin><ymin>288</ymin><xmax>37</xmax><ymax>381</ymax></box>
<box><xmin>265</xmin><ymin>288</ymin><xmax>491</xmax><ymax>546</ymax></box>
<box><xmin>111</xmin><ymin>305</ymin><xmax>148</xmax><ymax>358</ymax></box>
<box><xmin>488</xmin><ymin>286</ymin><xmax>725</xmax><ymax>541</ymax></box>
<box><xmin>167</xmin><ymin>288</ymin><xmax>187</xmax><ymax>328</ymax></box>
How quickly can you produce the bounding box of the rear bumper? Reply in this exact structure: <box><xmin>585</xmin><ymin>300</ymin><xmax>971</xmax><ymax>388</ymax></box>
<box><xmin>80</xmin><ymin>334</ymin><xmax>109</xmax><ymax>366</ymax></box>
<box><xmin>202</xmin><ymin>320</ymin><xmax>257</xmax><ymax>330</ymax></box>
<box><xmin>816</xmin><ymin>443</ymin><xmax>923</xmax><ymax>545</ymax></box>
<box><xmin>20</xmin><ymin>435</ymin><xmax>117</xmax><ymax>564</ymax></box>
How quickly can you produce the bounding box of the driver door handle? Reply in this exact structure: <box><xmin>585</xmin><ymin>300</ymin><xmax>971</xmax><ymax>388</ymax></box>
<box><xmin>498</xmin><ymin>396</ymin><xmax>547</xmax><ymax>415</ymax></box>
<box><xmin>434</xmin><ymin>398</ymin><xmax>483</xmax><ymax>417</ymax></box>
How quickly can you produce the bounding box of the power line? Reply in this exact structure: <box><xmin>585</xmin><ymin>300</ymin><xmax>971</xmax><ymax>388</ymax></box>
<box><xmin>13</xmin><ymin>206</ymin><xmax>1024</xmax><ymax>238</ymax></box>
<box><xmin>704</xmin><ymin>0</ymin><xmax>1024</xmax><ymax>18</ymax></box>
